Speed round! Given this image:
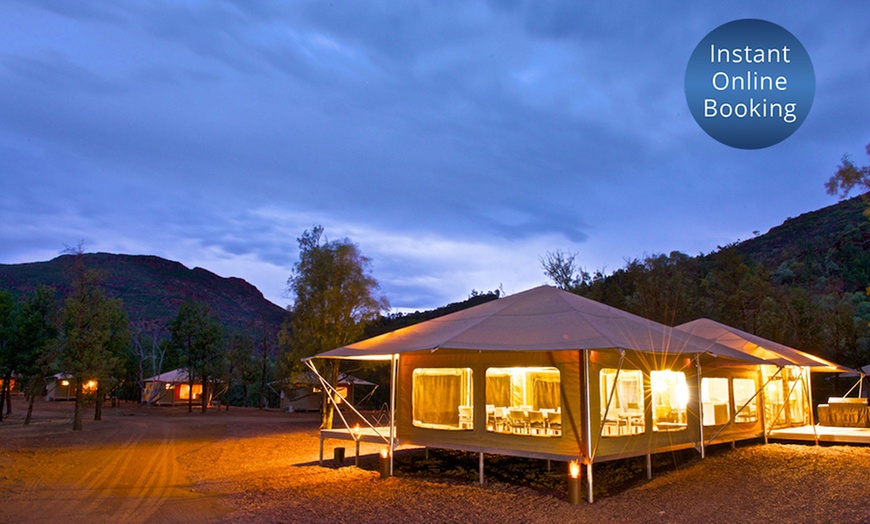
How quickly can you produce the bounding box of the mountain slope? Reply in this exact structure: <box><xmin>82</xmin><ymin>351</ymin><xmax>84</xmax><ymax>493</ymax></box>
<box><xmin>735</xmin><ymin>194</ymin><xmax>870</xmax><ymax>290</ymax></box>
<box><xmin>0</xmin><ymin>253</ymin><xmax>286</xmax><ymax>335</ymax></box>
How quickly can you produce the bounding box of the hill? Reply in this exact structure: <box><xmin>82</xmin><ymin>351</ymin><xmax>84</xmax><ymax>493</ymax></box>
<box><xmin>564</xmin><ymin>194</ymin><xmax>870</xmax><ymax>368</ymax></box>
<box><xmin>0</xmin><ymin>253</ymin><xmax>287</xmax><ymax>335</ymax></box>
<box><xmin>735</xmin><ymin>194</ymin><xmax>870</xmax><ymax>290</ymax></box>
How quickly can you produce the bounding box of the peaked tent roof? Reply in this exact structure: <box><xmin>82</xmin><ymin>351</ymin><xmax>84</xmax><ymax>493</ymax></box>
<box><xmin>288</xmin><ymin>371</ymin><xmax>376</xmax><ymax>387</ymax></box>
<box><xmin>143</xmin><ymin>368</ymin><xmax>191</xmax><ymax>383</ymax></box>
<box><xmin>676</xmin><ymin>318</ymin><xmax>850</xmax><ymax>372</ymax></box>
<box><xmin>311</xmin><ymin>286</ymin><xmax>764</xmax><ymax>362</ymax></box>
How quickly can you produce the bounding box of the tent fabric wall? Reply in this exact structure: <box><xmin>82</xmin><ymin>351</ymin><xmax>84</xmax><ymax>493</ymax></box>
<box><xmin>397</xmin><ymin>349</ymin><xmax>586</xmax><ymax>461</ymax></box>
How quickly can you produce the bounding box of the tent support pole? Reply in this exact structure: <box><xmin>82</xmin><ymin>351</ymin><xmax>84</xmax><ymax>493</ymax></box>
<box><xmin>479</xmin><ymin>452</ymin><xmax>484</xmax><ymax>485</ymax></box>
<box><xmin>583</xmin><ymin>349</ymin><xmax>594</xmax><ymax>504</ymax></box>
<box><xmin>390</xmin><ymin>353</ymin><xmax>397</xmax><ymax>476</ymax></box>
<box><xmin>843</xmin><ymin>374</ymin><xmax>864</xmax><ymax>398</ymax></box>
<box><xmin>759</xmin><ymin>368</ymin><xmax>769</xmax><ymax>445</ymax></box>
<box><xmin>646</xmin><ymin>454</ymin><xmax>652</xmax><ymax>480</ymax></box>
<box><xmin>319</xmin><ymin>434</ymin><xmax>324</xmax><ymax>466</ymax></box>
<box><xmin>803</xmin><ymin>367</ymin><xmax>818</xmax><ymax>446</ymax></box>
<box><xmin>695</xmin><ymin>356</ymin><xmax>705</xmax><ymax>459</ymax></box>
<box><xmin>304</xmin><ymin>358</ymin><xmax>390</xmax><ymax>443</ymax></box>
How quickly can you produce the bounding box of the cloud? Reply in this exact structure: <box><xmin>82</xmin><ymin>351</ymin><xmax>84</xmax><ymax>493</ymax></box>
<box><xmin>1</xmin><ymin>1</ymin><xmax>868</xmax><ymax>313</ymax></box>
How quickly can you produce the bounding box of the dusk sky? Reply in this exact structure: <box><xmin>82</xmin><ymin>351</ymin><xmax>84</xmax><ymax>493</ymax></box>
<box><xmin>2</xmin><ymin>1</ymin><xmax>868</xmax><ymax>312</ymax></box>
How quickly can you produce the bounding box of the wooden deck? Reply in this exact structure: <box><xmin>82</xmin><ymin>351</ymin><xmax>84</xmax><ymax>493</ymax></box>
<box><xmin>769</xmin><ymin>425</ymin><xmax>870</xmax><ymax>445</ymax></box>
<box><xmin>318</xmin><ymin>426</ymin><xmax>409</xmax><ymax>466</ymax></box>
<box><xmin>321</xmin><ymin>425</ymin><xmax>394</xmax><ymax>445</ymax></box>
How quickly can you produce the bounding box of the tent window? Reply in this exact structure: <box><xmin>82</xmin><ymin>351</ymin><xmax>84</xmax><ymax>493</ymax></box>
<box><xmin>178</xmin><ymin>383</ymin><xmax>202</xmax><ymax>400</ymax></box>
<box><xmin>701</xmin><ymin>377</ymin><xmax>730</xmax><ymax>426</ymax></box>
<box><xmin>651</xmin><ymin>370</ymin><xmax>688</xmax><ymax>432</ymax></box>
<box><xmin>763</xmin><ymin>365</ymin><xmax>808</xmax><ymax>428</ymax></box>
<box><xmin>485</xmin><ymin>367</ymin><xmax>561</xmax><ymax>437</ymax></box>
<box><xmin>733</xmin><ymin>378</ymin><xmax>758</xmax><ymax>423</ymax></box>
<box><xmin>412</xmin><ymin>368</ymin><xmax>473</xmax><ymax>430</ymax></box>
<box><xmin>600</xmin><ymin>368</ymin><xmax>645</xmax><ymax>437</ymax></box>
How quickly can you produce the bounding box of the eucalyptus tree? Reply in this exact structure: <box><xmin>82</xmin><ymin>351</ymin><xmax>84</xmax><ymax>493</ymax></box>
<box><xmin>281</xmin><ymin>225</ymin><xmax>389</xmax><ymax>428</ymax></box>
<box><xmin>16</xmin><ymin>286</ymin><xmax>59</xmax><ymax>424</ymax></box>
<box><xmin>60</xmin><ymin>252</ymin><xmax>129</xmax><ymax>430</ymax></box>
<box><xmin>0</xmin><ymin>291</ymin><xmax>16</xmax><ymax>421</ymax></box>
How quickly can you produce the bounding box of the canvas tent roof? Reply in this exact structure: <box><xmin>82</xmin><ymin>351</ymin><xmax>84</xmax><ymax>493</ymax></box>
<box><xmin>288</xmin><ymin>371</ymin><xmax>376</xmax><ymax>387</ymax></box>
<box><xmin>676</xmin><ymin>318</ymin><xmax>850</xmax><ymax>372</ymax></box>
<box><xmin>838</xmin><ymin>364</ymin><xmax>870</xmax><ymax>377</ymax></box>
<box><xmin>143</xmin><ymin>368</ymin><xmax>190</xmax><ymax>383</ymax></box>
<box><xmin>312</xmin><ymin>286</ymin><xmax>765</xmax><ymax>363</ymax></box>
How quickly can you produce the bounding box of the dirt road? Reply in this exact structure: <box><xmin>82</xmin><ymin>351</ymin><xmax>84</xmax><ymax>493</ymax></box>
<box><xmin>0</xmin><ymin>400</ymin><xmax>265</xmax><ymax>523</ymax></box>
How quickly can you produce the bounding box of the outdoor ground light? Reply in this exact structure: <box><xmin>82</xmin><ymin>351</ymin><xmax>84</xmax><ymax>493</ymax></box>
<box><xmin>567</xmin><ymin>460</ymin><xmax>582</xmax><ymax>504</ymax></box>
<box><xmin>379</xmin><ymin>447</ymin><xmax>391</xmax><ymax>478</ymax></box>
<box><xmin>352</xmin><ymin>424</ymin><xmax>361</xmax><ymax>466</ymax></box>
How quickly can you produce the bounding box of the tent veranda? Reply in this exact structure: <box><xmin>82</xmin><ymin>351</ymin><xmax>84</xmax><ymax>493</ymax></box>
<box><xmin>306</xmin><ymin>286</ymin><xmax>809</xmax><ymax>502</ymax></box>
<box><xmin>676</xmin><ymin>318</ymin><xmax>854</xmax><ymax>444</ymax></box>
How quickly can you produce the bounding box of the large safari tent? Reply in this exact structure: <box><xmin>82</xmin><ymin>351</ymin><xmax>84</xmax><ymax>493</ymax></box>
<box><xmin>306</xmin><ymin>286</ymin><xmax>847</xmax><ymax>502</ymax></box>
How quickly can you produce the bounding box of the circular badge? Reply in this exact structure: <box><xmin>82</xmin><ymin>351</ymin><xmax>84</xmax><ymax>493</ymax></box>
<box><xmin>685</xmin><ymin>19</ymin><xmax>815</xmax><ymax>150</ymax></box>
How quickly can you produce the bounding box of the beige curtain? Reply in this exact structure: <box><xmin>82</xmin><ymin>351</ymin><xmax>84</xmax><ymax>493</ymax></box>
<box><xmin>413</xmin><ymin>373</ymin><xmax>461</xmax><ymax>425</ymax></box>
<box><xmin>486</xmin><ymin>374</ymin><xmax>511</xmax><ymax>407</ymax></box>
<box><xmin>531</xmin><ymin>375</ymin><xmax>560</xmax><ymax>410</ymax></box>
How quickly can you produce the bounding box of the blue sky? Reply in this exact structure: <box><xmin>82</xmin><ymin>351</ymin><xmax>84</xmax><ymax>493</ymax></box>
<box><xmin>1</xmin><ymin>1</ymin><xmax>868</xmax><ymax>311</ymax></box>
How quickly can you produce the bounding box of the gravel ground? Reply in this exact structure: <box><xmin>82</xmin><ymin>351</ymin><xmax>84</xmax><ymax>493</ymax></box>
<box><xmin>3</xmin><ymin>400</ymin><xmax>870</xmax><ymax>523</ymax></box>
<box><xmin>182</xmin><ymin>416</ymin><xmax>870</xmax><ymax>523</ymax></box>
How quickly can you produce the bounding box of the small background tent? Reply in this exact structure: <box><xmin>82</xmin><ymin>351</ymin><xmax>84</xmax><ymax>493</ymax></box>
<box><xmin>45</xmin><ymin>374</ymin><xmax>75</xmax><ymax>401</ymax></box>
<box><xmin>141</xmin><ymin>368</ymin><xmax>206</xmax><ymax>406</ymax></box>
<box><xmin>281</xmin><ymin>372</ymin><xmax>376</xmax><ymax>412</ymax></box>
<box><xmin>45</xmin><ymin>373</ymin><xmax>97</xmax><ymax>401</ymax></box>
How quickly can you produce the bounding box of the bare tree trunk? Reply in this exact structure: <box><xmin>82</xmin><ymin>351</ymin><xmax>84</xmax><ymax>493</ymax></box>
<box><xmin>3</xmin><ymin>375</ymin><xmax>11</xmax><ymax>414</ymax></box>
<box><xmin>188</xmin><ymin>375</ymin><xmax>194</xmax><ymax>413</ymax></box>
<box><xmin>25</xmin><ymin>393</ymin><xmax>36</xmax><ymax>425</ymax></box>
<box><xmin>321</xmin><ymin>361</ymin><xmax>339</xmax><ymax>429</ymax></box>
<box><xmin>73</xmin><ymin>379</ymin><xmax>83</xmax><ymax>431</ymax></box>
<box><xmin>24</xmin><ymin>375</ymin><xmax>41</xmax><ymax>425</ymax></box>
<box><xmin>200</xmin><ymin>376</ymin><xmax>209</xmax><ymax>413</ymax></box>
<box><xmin>94</xmin><ymin>383</ymin><xmax>103</xmax><ymax>421</ymax></box>
<box><xmin>259</xmin><ymin>353</ymin><xmax>268</xmax><ymax>409</ymax></box>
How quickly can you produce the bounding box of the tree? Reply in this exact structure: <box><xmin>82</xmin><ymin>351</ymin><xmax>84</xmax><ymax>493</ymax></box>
<box><xmin>0</xmin><ymin>291</ymin><xmax>17</xmax><ymax>421</ymax></box>
<box><xmin>628</xmin><ymin>252</ymin><xmax>700</xmax><ymax>326</ymax></box>
<box><xmin>253</xmin><ymin>321</ymin><xmax>276</xmax><ymax>409</ymax></box>
<box><xmin>226</xmin><ymin>332</ymin><xmax>256</xmax><ymax>408</ymax></box>
<box><xmin>168</xmin><ymin>300</ymin><xmax>223</xmax><ymax>413</ymax></box>
<box><xmin>60</xmin><ymin>251</ymin><xmax>130</xmax><ymax>430</ymax></box>
<box><xmin>15</xmin><ymin>286</ymin><xmax>59</xmax><ymax>425</ymax></box>
<box><xmin>825</xmin><ymin>143</ymin><xmax>870</xmax><ymax>209</ymax></box>
<box><xmin>281</xmin><ymin>226</ymin><xmax>389</xmax><ymax>428</ymax></box>
<box><xmin>541</xmin><ymin>250</ymin><xmax>590</xmax><ymax>292</ymax></box>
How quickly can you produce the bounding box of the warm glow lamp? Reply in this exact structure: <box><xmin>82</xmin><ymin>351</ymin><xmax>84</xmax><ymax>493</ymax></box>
<box><xmin>567</xmin><ymin>460</ymin><xmax>581</xmax><ymax>504</ymax></box>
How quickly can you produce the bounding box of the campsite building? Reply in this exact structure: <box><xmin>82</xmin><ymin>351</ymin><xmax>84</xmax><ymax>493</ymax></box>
<box><xmin>45</xmin><ymin>373</ymin><xmax>96</xmax><ymax>401</ymax></box>
<box><xmin>306</xmin><ymin>286</ymin><xmax>848</xmax><ymax>502</ymax></box>
<box><xmin>141</xmin><ymin>368</ymin><xmax>205</xmax><ymax>406</ymax></box>
<box><xmin>281</xmin><ymin>372</ymin><xmax>376</xmax><ymax>412</ymax></box>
